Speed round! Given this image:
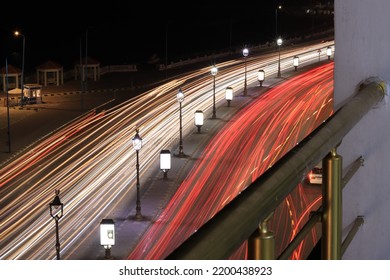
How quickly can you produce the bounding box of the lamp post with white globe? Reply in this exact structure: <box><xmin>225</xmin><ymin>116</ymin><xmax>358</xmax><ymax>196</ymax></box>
<box><xmin>243</xmin><ymin>47</ymin><xmax>249</xmax><ymax>95</ymax></box>
<box><xmin>277</xmin><ymin>38</ymin><xmax>283</xmax><ymax>78</ymax></box>
<box><xmin>132</xmin><ymin>129</ymin><xmax>143</xmax><ymax>220</ymax></box>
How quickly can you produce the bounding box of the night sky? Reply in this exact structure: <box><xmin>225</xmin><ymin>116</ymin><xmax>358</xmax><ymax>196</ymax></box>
<box><xmin>1</xmin><ymin>1</ymin><xmax>333</xmax><ymax>72</ymax></box>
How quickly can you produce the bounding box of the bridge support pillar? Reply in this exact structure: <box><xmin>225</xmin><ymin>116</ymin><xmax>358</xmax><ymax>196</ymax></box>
<box><xmin>322</xmin><ymin>147</ymin><xmax>342</xmax><ymax>259</ymax></box>
<box><xmin>247</xmin><ymin>213</ymin><xmax>275</xmax><ymax>259</ymax></box>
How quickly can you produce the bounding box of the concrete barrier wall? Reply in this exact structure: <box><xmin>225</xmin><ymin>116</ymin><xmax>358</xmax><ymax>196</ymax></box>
<box><xmin>335</xmin><ymin>0</ymin><xmax>390</xmax><ymax>259</ymax></box>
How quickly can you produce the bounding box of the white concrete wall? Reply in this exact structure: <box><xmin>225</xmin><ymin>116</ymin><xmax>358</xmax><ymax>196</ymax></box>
<box><xmin>335</xmin><ymin>0</ymin><xmax>390</xmax><ymax>259</ymax></box>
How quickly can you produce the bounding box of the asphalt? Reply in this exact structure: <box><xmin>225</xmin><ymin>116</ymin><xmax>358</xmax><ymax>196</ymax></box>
<box><xmin>0</xmin><ymin>62</ymin><xmax>320</xmax><ymax>260</ymax></box>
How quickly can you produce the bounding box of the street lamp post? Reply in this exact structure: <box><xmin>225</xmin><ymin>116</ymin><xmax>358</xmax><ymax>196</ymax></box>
<box><xmin>14</xmin><ymin>31</ymin><xmax>25</xmax><ymax>107</ymax></box>
<box><xmin>49</xmin><ymin>189</ymin><xmax>63</xmax><ymax>260</ymax></box>
<box><xmin>132</xmin><ymin>129</ymin><xmax>143</xmax><ymax>220</ymax></box>
<box><xmin>165</xmin><ymin>23</ymin><xmax>168</xmax><ymax>79</ymax></box>
<box><xmin>176</xmin><ymin>89</ymin><xmax>185</xmax><ymax>157</ymax></box>
<box><xmin>5</xmin><ymin>57</ymin><xmax>12</xmax><ymax>153</ymax></box>
<box><xmin>243</xmin><ymin>48</ymin><xmax>249</xmax><ymax>95</ymax></box>
<box><xmin>84</xmin><ymin>27</ymin><xmax>89</xmax><ymax>92</ymax></box>
<box><xmin>277</xmin><ymin>38</ymin><xmax>283</xmax><ymax>78</ymax></box>
<box><xmin>79</xmin><ymin>36</ymin><xmax>85</xmax><ymax>110</ymax></box>
<box><xmin>211</xmin><ymin>66</ymin><xmax>218</xmax><ymax>118</ymax></box>
<box><xmin>275</xmin><ymin>4</ymin><xmax>282</xmax><ymax>36</ymax></box>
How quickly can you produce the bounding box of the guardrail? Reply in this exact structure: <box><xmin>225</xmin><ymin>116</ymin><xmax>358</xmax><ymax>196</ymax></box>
<box><xmin>166</xmin><ymin>78</ymin><xmax>387</xmax><ymax>260</ymax></box>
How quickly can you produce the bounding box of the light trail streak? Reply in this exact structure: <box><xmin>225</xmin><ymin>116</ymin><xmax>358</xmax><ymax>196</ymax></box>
<box><xmin>0</xmin><ymin>41</ymin><xmax>333</xmax><ymax>259</ymax></box>
<box><xmin>129</xmin><ymin>62</ymin><xmax>334</xmax><ymax>260</ymax></box>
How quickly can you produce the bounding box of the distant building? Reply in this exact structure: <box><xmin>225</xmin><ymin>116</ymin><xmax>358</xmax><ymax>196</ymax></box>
<box><xmin>74</xmin><ymin>57</ymin><xmax>100</xmax><ymax>81</ymax></box>
<box><xmin>36</xmin><ymin>60</ymin><xmax>64</xmax><ymax>86</ymax></box>
<box><xmin>23</xmin><ymin>83</ymin><xmax>42</xmax><ymax>104</ymax></box>
<box><xmin>0</xmin><ymin>64</ymin><xmax>22</xmax><ymax>92</ymax></box>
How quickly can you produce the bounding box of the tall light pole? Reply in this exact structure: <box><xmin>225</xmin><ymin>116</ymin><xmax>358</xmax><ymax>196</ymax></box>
<box><xmin>5</xmin><ymin>57</ymin><xmax>12</xmax><ymax>153</ymax></box>
<box><xmin>79</xmin><ymin>36</ymin><xmax>84</xmax><ymax>110</ymax></box>
<box><xmin>176</xmin><ymin>88</ymin><xmax>185</xmax><ymax>157</ymax></box>
<box><xmin>243</xmin><ymin>47</ymin><xmax>249</xmax><ymax>96</ymax></box>
<box><xmin>165</xmin><ymin>23</ymin><xmax>168</xmax><ymax>79</ymax></box>
<box><xmin>84</xmin><ymin>27</ymin><xmax>90</xmax><ymax>93</ymax></box>
<box><xmin>211</xmin><ymin>65</ymin><xmax>218</xmax><ymax>118</ymax></box>
<box><xmin>275</xmin><ymin>5</ymin><xmax>282</xmax><ymax>36</ymax></box>
<box><xmin>14</xmin><ymin>31</ymin><xmax>25</xmax><ymax>107</ymax></box>
<box><xmin>132</xmin><ymin>129</ymin><xmax>143</xmax><ymax>220</ymax></box>
<box><xmin>49</xmin><ymin>189</ymin><xmax>63</xmax><ymax>260</ymax></box>
<box><xmin>229</xmin><ymin>17</ymin><xmax>233</xmax><ymax>53</ymax></box>
<box><xmin>277</xmin><ymin>37</ymin><xmax>283</xmax><ymax>78</ymax></box>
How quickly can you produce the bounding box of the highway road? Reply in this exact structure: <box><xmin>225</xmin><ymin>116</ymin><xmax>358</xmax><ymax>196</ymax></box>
<box><xmin>128</xmin><ymin>62</ymin><xmax>333</xmax><ymax>260</ymax></box>
<box><xmin>0</xmin><ymin>41</ymin><xmax>333</xmax><ymax>259</ymax></box>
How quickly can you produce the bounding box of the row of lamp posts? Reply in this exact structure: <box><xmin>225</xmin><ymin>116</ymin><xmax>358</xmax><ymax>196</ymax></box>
<box><xmin>46</xmin><ymin>50</ymin><xmax>265</xmax><ymax>259</ymax></box>
<box><xmin>3</xmin><ymin>31</ymin><xmax>25</xmax><ymax>154</ymax></box>
<box><xmin>120</xmin><ymin>54</ymin><xmax>260</xmax><ymax>230</ymax></box>
<box><xmin>47</xmin><ymin>42</ymin><xmax>333</xmax><ymax>260</ymax></box>
<box><xmin>46</xmin><ymin>81</ymin><xmax>236</xmax><ymax>259</ymax></box>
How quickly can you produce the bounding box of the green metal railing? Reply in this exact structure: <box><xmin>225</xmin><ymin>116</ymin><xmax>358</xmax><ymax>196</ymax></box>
<box><xmin>166</xmin><ymin>79</ymin><xmax>387</xmax><ymax>260</ymax></box>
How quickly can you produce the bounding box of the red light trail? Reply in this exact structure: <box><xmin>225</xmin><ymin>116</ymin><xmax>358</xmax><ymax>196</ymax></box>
<box><xmin>129</xmin><ymin>62</ymin><xmax>334</xmax><ymax>260</ymax></box>
<box><xmin>0</xmin><ymin>41</ymin><xmax>333</xmax><ymax>259</ymax></box>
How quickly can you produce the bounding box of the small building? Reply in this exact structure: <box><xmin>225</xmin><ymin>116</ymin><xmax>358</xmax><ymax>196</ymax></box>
<box><xmin>74</xmin><ymin>57</ymin><xmax>100</xmax><ymax>81</ymax></box>
<box><xmin>0</xmin><ymin>64</ymin><xmax>22</xmax><ymax>92</ymax></box>
<box><xmin>36</xmin><ymin>60</ymin><xmax>64</xmax><ymax>86</ymax></box>
<box><xmin>23</xmin><ymin>83</ymin><xmax>42</xmax><ymax>104</ymax></box>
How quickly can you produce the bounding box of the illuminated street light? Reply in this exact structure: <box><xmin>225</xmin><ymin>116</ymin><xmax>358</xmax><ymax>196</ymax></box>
<box><xmin>160</xmin><ymin>150</ymin><xmax>171</xmax><ymax>179</ymax></box>
<box><xmin>326</xmin><ymin>46</ymin><xmax>332</xmax><ymax>60</ymax></box>
<box><xmin>225</xmin><ymin>86</ymin><xmax>233</xmax><ymax>106</ymax></box>
<box><xmin>132</xmin><ymin>129</ymin><xmax>143</xmax><ymax>220</ymax></box>
<box><xmin>49</xmin><ymin>189</ymin><xmax>63</xmax><ymax>260</ymax></box>
<box><xmin>100</xmin><ymin>219</ymin><xmax>115</xmax><ymax>259</ymax></box>
<box><xmin>293</xmin><ymin>56</ymin><xmax>299</xmax><ymax>71</ymax></box>
<box><xmin>176</xmin><ymin>88</ymin><xmax>186</xmax><ymax>157</ymax></box>
<box><xmin>277</xmin><ymin>38</ymin><xmax>283</xmax><ymax>78</ymax></box>
<box><xmin>14</xmin><ymin>31</ymin><xmax>25</xmax><ymax>107</ymax></box>
<box><xmin>243</xmin><ymin>47</ymin><xmax>249</xmax><ymax>95</ymax></box>
<box><xmin>211</xmin><ymin>65</ymin><xmax>218</xmax><ymax>119</ymax></box>
<box><xmin>275</xmin><ymin>4</ymin><xmax>282</xmax><ymax>36</ymax></box>
<box><xmin>194</xmin><ymin>110</ymin><xmax>204</xmax><ymax>133</ymax></box>
<box><xmin>257</xmin><ymin>70</ymin><xmax>265</xmax><ymax>87</ymax></box>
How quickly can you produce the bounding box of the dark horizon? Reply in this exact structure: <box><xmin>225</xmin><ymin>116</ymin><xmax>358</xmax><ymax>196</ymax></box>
<box><xmin>1</xmin><ymin>1</ymin><xmax>333</xmax><ymax>72</ymax></box>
